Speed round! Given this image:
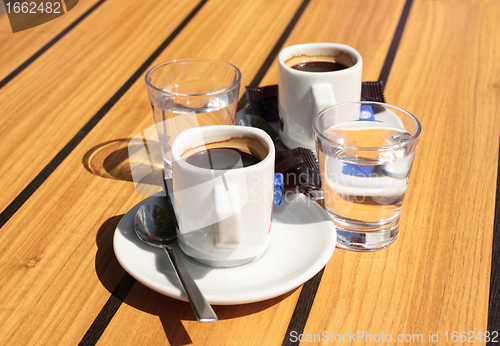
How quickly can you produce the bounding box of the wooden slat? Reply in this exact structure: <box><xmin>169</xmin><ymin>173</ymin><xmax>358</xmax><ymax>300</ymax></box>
<box><xmin>92</xmin><ymin>0</ymin><xmax>310</xmax><ymax>343</ymax></box>
<box><xmin>84</xmin><ymin>0</ymin><xmax>404</xmax><ymax>345</ymax></box>
<box><xmin>101</xmin><ymin>284</ymin><xmax>299</xmax><ymax>346</ymax></box>
<box><xmin>0</xmin><ymin>0</ymin><xmax>307</xmax><ymax>344</ymax></box>
<box><xmin>302</xmin><ymin>0</ymin><xmax>500</xmax><ymax>343</ymax></box>
<box><xmin>0</xmin><ymin>0</ymin><xmax>103</xmax><ymax>81</ymax></box>
<box><xmin>0</xmin><ymin>0</ymin><xmax>200</xmax><ymax>345</ymax></box>
<box><xmin>0</xmin><ymin>0</ymin><xmax>407</xmax><ymax>345</ymax></box>
<box><xmin>0</xmin><ymin>0</ymin><xmax>201</xmax><ymax>212</ymax></box>
<box><xmin>1</xmin><ymin>0</ymin><xmax>496</xmax><ymax>344</ymax></box>
<box><xmin>259</xmin><ymin>0</ymin><xmax>406</xmax><ymax>86</ymax></box>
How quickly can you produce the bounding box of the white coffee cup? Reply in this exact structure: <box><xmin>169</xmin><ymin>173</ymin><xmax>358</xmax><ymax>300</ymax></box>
<box><xmin>278</xmin><ymin>43</ymin><xmax>363</xmax><ymax>150</ymax></box>
<box><xmin>170</xmin><ymin>125</ymin><xmax>275</xmax><ymax>267</ymax></box>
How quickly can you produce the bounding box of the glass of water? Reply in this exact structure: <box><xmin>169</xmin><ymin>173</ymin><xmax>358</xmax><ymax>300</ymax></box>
<box><xmin>145</xmin><ymin>58</ymin><xmax>242</xmax><ymax>178</ymax></box>
<box><xmin>313</xmin><ymin>102</ymin><xmax>421</xmax><ymax>251</ymax></box>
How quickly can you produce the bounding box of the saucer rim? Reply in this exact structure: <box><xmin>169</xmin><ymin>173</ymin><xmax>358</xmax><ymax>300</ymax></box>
<box><xmin>113</xmin><ymin>193</ymin><xmax>336</xmax><ymax>305</ymax></box>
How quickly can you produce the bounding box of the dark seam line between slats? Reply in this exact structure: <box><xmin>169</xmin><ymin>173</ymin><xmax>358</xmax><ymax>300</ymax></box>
<box><xmin>281</xmin><ymin>0</ymin><xmax>414</xmax><ymax>344</ymax></box>
<box><xmin>281</xmin><ymin>269</ymin><xmax>324</xmax><ymax>346</ymax></box>
<box><xmin>0</xmin><ymin>0</ymin><xmax>107</xmax><ymax>90</ymax></box>
<box><xmin>0</xmin><ymin>0</ymin><xmax>208</xmax><ymax>231</ymax></box>
<box><xmin>488</xmin><ymin>151</ymin><xmax>500</xmax><ymax>340</ymax></box>
<box><xmin>75</xmin><ymin>1</ymin><xmax>209</xmax><ymax>344</ymax></box>
<box><xmin>78</xmin><ymin>273</ymin><xmax>136</xmax><ymax>346</ymax></box>
<box><xmin>378</xmin><ymin>0</ymin><xmax>414</xmax><ymax>85</ymax></box>
<box><xmin>76</xmin><ymin>0</ymin><xmax>313</xmax><ymax>343</ymax></box>
<box><xmin>236</xmin><ymin>0</ymin><xmax>311</xmax><ymax>112</ymax></box>
<box><xmin>78</xmin><ymin>1</ymin><xmax>312</xmax><ymax>342</ymax></box>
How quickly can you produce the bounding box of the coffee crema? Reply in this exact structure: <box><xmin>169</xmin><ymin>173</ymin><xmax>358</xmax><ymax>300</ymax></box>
<box><xmin>181</xmin><ymin>135</ymin><xmax>268</xmax><ymax>170</ymax></box>
<box><xmin>285</xmin><ymin>53</ymin><xmax>354</xmax><ymax>73</ymax></box>
<box><xmin>185</xmin><ymin>147</ymin><xmax>260</xmax><ymax>170</ymax></box>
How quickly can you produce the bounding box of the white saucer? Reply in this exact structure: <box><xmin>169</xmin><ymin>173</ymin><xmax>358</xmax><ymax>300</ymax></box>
<box><xmin>113</xmin><ymin>193</ymin><xmax>336</xmax><ymax>305</ymax></box>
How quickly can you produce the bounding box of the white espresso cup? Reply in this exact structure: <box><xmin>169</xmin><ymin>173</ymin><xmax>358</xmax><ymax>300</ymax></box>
<box><xmin>171</xmin><ymin>125</ymin><xmax>275</xmax><ymax>267</ymax></box>
<box><xmin>278</xmin><ymin>43</ymin><xmax>363</xmax><ymax>150</ymax></box>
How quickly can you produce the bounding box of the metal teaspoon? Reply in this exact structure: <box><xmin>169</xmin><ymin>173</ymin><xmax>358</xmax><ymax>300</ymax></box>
<box><xmin>134</xmin><ymin>203</ymin><xmax>217</xmax><ymax>322</ymax></box>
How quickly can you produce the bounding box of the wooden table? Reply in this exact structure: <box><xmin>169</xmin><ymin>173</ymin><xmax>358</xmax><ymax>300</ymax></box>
<box><xmin>1</xmin><ymin>0</ymin><xmax>499</xmax><ymax>344</ymax></box>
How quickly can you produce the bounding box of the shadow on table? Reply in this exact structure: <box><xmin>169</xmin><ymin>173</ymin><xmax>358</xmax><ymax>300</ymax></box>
<box><xmin>96</xmin><ymin>214</ymin><xmax>296</xmax><ymax>346</ymax></box>
<box><xmin>83</xmin><ymin>139</ymin><xmax>134</xmax><ymax>181</ymax></box>
<box><xmin>82</xmin><ymin>138</ymin><xmax>165</xmax><ymax>196</ymax></box>
<box><xmin>95</xmin><ymin>214</ymin><xmax>129</xmax><ymax>295</ymax></box>
<box><xmin>125</xmin><ymin>284</ymin><xmax>296</xmax><ymax>346</ymax></box>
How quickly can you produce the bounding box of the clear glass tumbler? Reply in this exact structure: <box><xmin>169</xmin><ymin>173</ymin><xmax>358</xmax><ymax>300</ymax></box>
<box><xmin>313</xmin><ymin>102</ymin><xmax>421</xmax><ymax>251</ymax></box>
<box><xmin>145</xmin><ymin>58</ymin><xmax>241</xmax><ymax>178</ymax></box>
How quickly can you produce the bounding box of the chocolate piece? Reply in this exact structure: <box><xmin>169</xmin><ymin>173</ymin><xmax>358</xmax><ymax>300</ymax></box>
<box><xmin>246</xmin><ymin>85</ymin><xmax>279</xmax><ymax>121</ymax></box>
<box><xmin>360</xmin><ymin>81</ymin><xmax>386</xmax><ymax>103</ymax></box>
<box><xmin>245</xmin><ymin>81</ymin><xmax>385</xmax><ymax>119</ymax></box>
<box><xmin>243</xmin><ymin>82</ymin><xmax>387</xmax><ymax>201</ymax></box>
<box><xmin>274</xmin><ymin>147</ymin><xmax>322</xmax><ymax>200</ymax></box>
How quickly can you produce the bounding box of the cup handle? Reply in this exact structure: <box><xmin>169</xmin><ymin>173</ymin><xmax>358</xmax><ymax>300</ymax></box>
<box><xmin>214</xmin><ymin>183</ymin><xmax>242</xmax><ymax>248</ymax></box>
<box><xmin>311</xmin><ymin>83</ymin><xmax>336</xmax><ymax>117</ymax></box>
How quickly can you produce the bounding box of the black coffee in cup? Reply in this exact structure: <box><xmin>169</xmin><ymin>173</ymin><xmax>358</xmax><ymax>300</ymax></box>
<box><xmin>285</xmin><ymin>53</ymin><xmax>354</xmax><ymax>73</ymax></box>
<box><xmin>290</xmin><ymin>61</ymin><xmax>348</xmax><ymax>72</ymax></box>
<box><xmin>185</xmin><ymin>147</ymin><xmax>260</xmax><ymax>170</ymax></box>
<box><xmin>181</xmin><ymin>136</ymin><xmax>267</xmax><ymax>170</ymax></box>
